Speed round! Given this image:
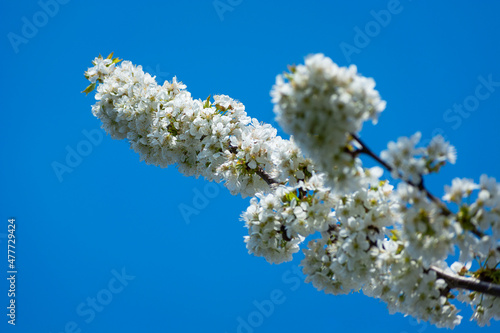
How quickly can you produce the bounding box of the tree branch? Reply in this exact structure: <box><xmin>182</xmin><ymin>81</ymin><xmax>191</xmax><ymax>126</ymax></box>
<box><xmin>350</xmin><ymin>133</ymin><xmax>451</xmax><ymax>215</ymax></box>
<box><xmin>430</xmin><ymin>266</ymin><xmax>500</xmax><ymax>298</ymax></box>
<box><xmin>255</xmin><ymin>168</ymin><xmax>278</xmax><ymax>186</ymax></box>
<box><xmin>232</xmin><ymin>136</ymin><xmax>500</xmax><ymax>297</ymax></box>
<box><xmin>350</xmin><ymin>134</ymin><xmax>500</xmax><ymax>295</ymax></box>
<box><xmin>350</xmin><ymin>133</ymin><xmax>496</xmax><ymax>244</ymax></box>
<box><xmin>228</xmin><ymin>144</ymin><xmax>279</xmax><ymax>186</ymax></box>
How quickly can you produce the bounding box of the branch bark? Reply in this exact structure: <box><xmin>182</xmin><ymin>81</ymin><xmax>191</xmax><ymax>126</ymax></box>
<box><xmin>430</xmin><ymin>266</ymin><xmax>500</xmax><ymax>298</ymax></box>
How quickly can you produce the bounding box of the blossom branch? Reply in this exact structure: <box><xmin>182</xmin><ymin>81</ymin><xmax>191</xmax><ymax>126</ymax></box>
<box><xmin>350</xmin><ymin>133</ymin><xmax>495</xmax><ymax>244</ymax></box>
<box><xmin>351</xmin><ymin>133</ymin><xmax>500</xmax><ymax>295</ymax></box>
<box><xmin>255</xmin><ymin>169</ymin><xmax>278</xmax><ymax>186</ymax></box>
<box><xmin>228</xmin><ymin>144</ymin><xmax>279</xmax><ymax>186</ymax></box>
<box><xmin>350</xmin><ymin>133</ymin><xmax>451</xmax><ymax>215</ymax></box>
<box><xmin>430</xmin><ymin>266</ymin><xmax>500</xmax><ymax>298</ymax></box>
<box><xmin>84</xmin><ymin>53</ymin><xmax>500</xmax><ymax>328</ymax></box>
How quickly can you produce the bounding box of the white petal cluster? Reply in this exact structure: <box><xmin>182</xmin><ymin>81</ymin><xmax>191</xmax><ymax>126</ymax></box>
<box><xmin>301</xmin><ymin>234</ymin><xmax>345</xmax><ymax>294</ymax></box>
<box><xmin>396</xmin><ymin>183</ymin><xmax>460</xmax><ymax>268</ymax></box>
<box><xmin>301</xmin><ymin>179</ymin><xmax>398</xmax><ymax>294</ymax></box>
<box><xmin>381</xmin><ymin>133</ymin><xmax>457</xmax><ymax>183</ymax></box>
<box><xmin>443</xmin><ymin>178</ymin><xmax>479</xmax><ymax>204</ymax></box>
<box><xmin>364</xmin><ymin>247</ymin><xmax>462</xmax><ymax>328</ymax></box>
<box><xmin>272</xmin><ymin>136</ymin><xmax>315</xmax><ymax>186</ymax></box>
<box><xmin>476</xmin><ymin>175</ymin><xmax>500</xmax><ymax>240</ymax></box>
<box><xmin>427</xmin><ymin>135</ymin><xmax>457</xmax><ymax>165</ymax></box>
<box><xmin>85</xmin><ymin>55</ymin><xmax>500</xmax><ymax>329</ymax></box>
<box><xmin>442</xmin><ymin>175</ymin><xmax>500</xmax><ymax>264</ymax></box>
<box><xmin>84</xmin><ymin>56</ymin><xmax>116</xmax><ymax>84</ymax></box>
<box><xmin>218</xmin><ymin>119</ymin><xmax>281</xmax><ymax>196</ymax></box>
<box><xmin>458</xmin><ymin>291</ymin><xmax>500</xmax><ymax>326</ymax></box>
<box><xmin>86</xmin><ymin>58</ymin><xmax>313</xmax><ymax>198</ymax></box>
<box><xmin>271</xmin><ymin>54</ymin><xmax>385</xmax><ymax>192</ymax></box>
<box><xmin>451</xmin><ymin>262</ymin><xmax>500</xmax><ymax>326</ymax></box>
<box><xmin>300</xmin><ymin>181</ymin><xmax>463</xmax><ymax>328</ymax></box>
<box><xmin>242</xmin><ymin>175</ymin><xmax>337</xmax><ymax>264</ymax></box>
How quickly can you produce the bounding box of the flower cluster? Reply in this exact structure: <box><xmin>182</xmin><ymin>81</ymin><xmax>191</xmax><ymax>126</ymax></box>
<box><xmin>271</xmin><ymin>53</ymin><xmax>386</xmax><ymax>191</ymax></box>
<box><xmin>364</xmin><ymin>245</ymin><xmax>462</xmax><ymax>328</ymax></box>
<box><xmin>84</xmin><ymin>54</ymin><xmax>500</xmax><ymax>329</ymax></box>
<box><xmin>299</xmin><ymin>179</ymin><xmax>462</xmax><ymax>328</ymax></box>
<box><xmin>441</xmin><ymin>174</ymin><xmax>500</xmax><ymax>268</ymax></box>
<box><xmin>301</xmin><ymin>176</ymin><xmax>397</xmax><ymax>294</ymax></box>
<box><xmin>381</xmin><ymin>132</ymin><xmax>457</xmax><ymax>184</ymax></box>
<box><xmin>449</xmin><ymin>261</ymin><xmax>500</xmax><ymax>326</ymax></box>
<box><xmin>242</xmin><ymin>174</ymin><xmax>336</xmax><ymax>264</ymax></box>
<box><xmin>440</xmin><ymin>175</ymin><xmax>500</xmax><ymax>325</ymax></box>
<box><xmin>459</xmin><ymin>291</ymin><xmax>500</xmax><ymax>326</ymax></box>
<box><xmin>395</xmin><ymin>183</ymin><xmax>461</xmax><ymax>268</ymax></box>
<box><xmin>84</xmin><ymin>55</ymin><xmax>314</xmax><ymax>198</ymax></box>
<box><xmin>84</xmin><ymin>53</ymin><xmax>121</xmax><ymax>85</ymax></box>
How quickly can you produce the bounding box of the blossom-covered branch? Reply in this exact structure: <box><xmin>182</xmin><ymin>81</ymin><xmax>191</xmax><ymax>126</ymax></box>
<box><xmin>83</xmin><ymin>53</ymin><xmax>500</xmax><ymax>328</ymax></box>
<box><xmin>431</xmin><ymin>265</ymin><xmax>500</xmax><ymax>298</ymax></box>
<box><xmin>350</xmin><ymin>133</ymin><xmax>450</xmax><ymax>213</ymax></box>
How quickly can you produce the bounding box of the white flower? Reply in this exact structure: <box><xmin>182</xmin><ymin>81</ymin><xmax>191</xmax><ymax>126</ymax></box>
<box><xmin>381</xmin><ymin>133</ymin><xmax>457</xmax><ymax>183</ymax></box>
<box><xmin>87</xmin><ymin>59</ymin><xmax>319</xmax><ymax>198</ymax></box>
<box><xmin>381</xmin><ymin>132</ymin><xmax>426</xmax><ymax>183</ymax></box>
<box><xmin>85</xmin><ymin>55</ymin><xmax>499</xmax><ymax>329</ymax></box>
<box><xmin>428</xmin><ymin>135</ymin><xmax>457</xmax><ymax>165</ymax></box>
<box><xmin>85</xmin><ymin>56</ymin><xmax>116</xmax><ymax>83</ymax></box>
<box><xmin>272</xmin><ymin>53</ymin><xmax>385</xmax><ymax>192</ymax></box>
<box><xmin>449</xmin><ymin>261</ymin><xmax>472</xmax><ymax>275</ymax></box>
<box><xmin>241</xmin><ymin>183</ymin><xmax>336</xmax><ymax>264</ymax></box>
<box><xmin>443</xmin><ymin>178</ymin><xmax>479</xmax><ymax>203</ymax></box>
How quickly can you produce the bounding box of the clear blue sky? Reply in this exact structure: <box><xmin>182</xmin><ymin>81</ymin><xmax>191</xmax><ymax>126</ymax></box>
<box><xmin>2</xmin><ymin>1</ymin><xmax>500</xmax><ymax>332</ymax></box>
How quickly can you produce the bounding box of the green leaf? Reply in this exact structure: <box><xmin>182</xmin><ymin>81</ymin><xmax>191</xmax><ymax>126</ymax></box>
<box><xmin>82</xmin><ymin>83</ymin><xmax>96</xmax><ymax>95</ymax></box>
<box><xmin>389</xmin><ymin>229</ymin><xmax>400</xmax><ymax>241</ymax></box>
<box><xmin>204</xmin><ymin>95</ymin><xmax>211</xmax><ymax>109</ymax></box>
<box><xmin>283</xmin><ymin>191</ymin><xmax>298</xmax><ymax>203</ymax></box>
<box><xmin>111</xmin><ymin>57</ymin><xmax>122</xmax><ymax>65</ymax></box>
<box><xmin>106</xmin><ymin>52</ymin><xmax>114</xmax><ymax>60</ymax></box>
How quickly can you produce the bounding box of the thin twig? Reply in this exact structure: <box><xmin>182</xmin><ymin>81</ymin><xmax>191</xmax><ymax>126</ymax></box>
<box><xmin>228</xmin><ymin>144</ymin><xmax>279</xmax><ymax>186</ymax></box>
<box><xmin>350</xmin><ymin>133</ymin><xmax>451</xmax><ymax>215</ymax></box>
<box><xmin>255</xmin><ymin>168</ymin><xmax>278</xmax><ymax>186</ymax></box>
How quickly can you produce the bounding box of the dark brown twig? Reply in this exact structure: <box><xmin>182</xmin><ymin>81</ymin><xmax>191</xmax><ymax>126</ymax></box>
<box><xmin>430</xmin><ymin>266</ymin><xmax>500</xmax><ymax>298</ymax></box>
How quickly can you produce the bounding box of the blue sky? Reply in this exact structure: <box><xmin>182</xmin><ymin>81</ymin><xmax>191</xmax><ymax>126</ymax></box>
<box><xmin>2</xmin><ymin>0</ymin><xmax>500</xmax><ymax>332</ymax></box>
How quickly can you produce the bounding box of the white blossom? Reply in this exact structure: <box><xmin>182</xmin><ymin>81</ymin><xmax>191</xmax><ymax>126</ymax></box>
<box><xmin>381</xmin><ymin>133</ymin><xmax>457</xmax><ymax>183</ymax></box>
<box><xmin>271</xmin><ymin>53</ymin><xmax>385</xmax><ymax>192</ymax></box>
<box><xmin>443</xmin><ymin>178</ymin><xmax>479</xmax><ymax>204</ymax></box>
<box><xmin>242</xmin><ymin>178</ymin><xmax>337</xmax><ymax>264</ymax></box>
<box><xmin>84</xmin><ymin>54</ymin><xmax>500</xmax><ymax>329</ymax></box>
<box><xmin>85</xmin><ymin>58</ymin><xmax>316</xmax><ymax>198</ymax></box>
